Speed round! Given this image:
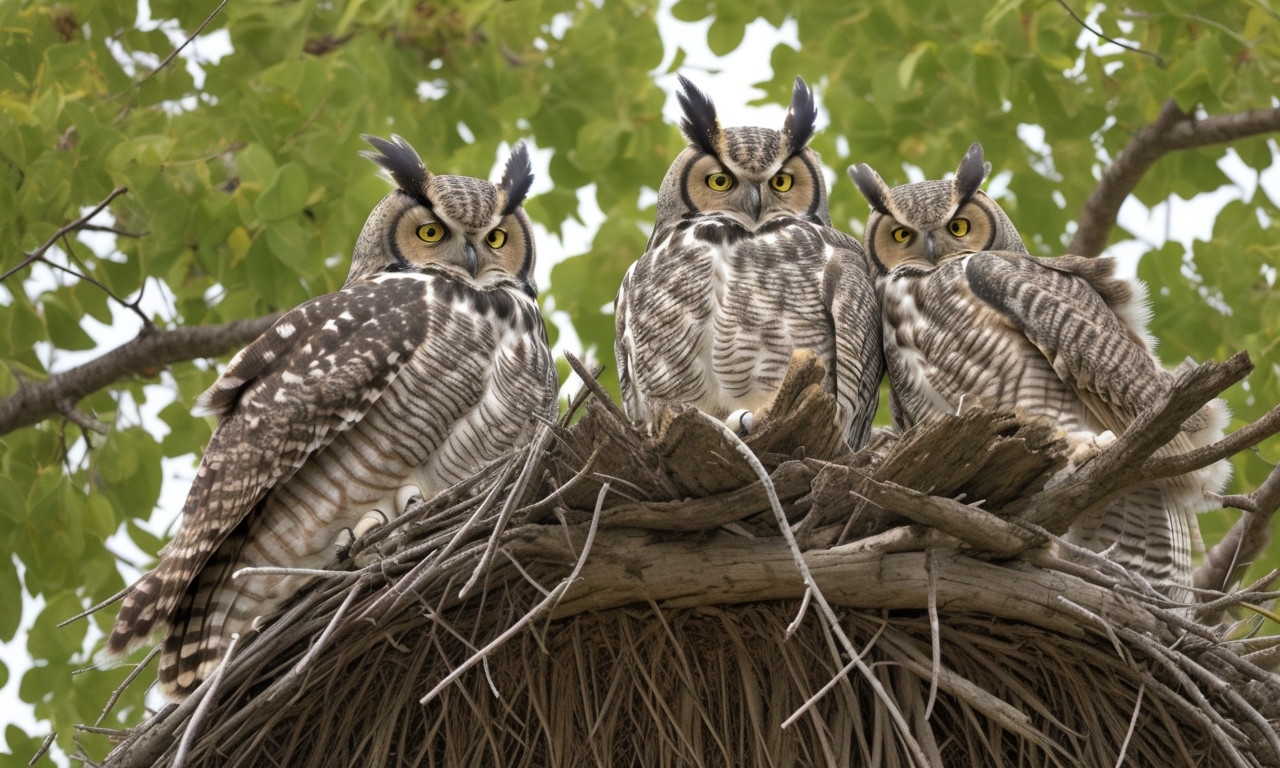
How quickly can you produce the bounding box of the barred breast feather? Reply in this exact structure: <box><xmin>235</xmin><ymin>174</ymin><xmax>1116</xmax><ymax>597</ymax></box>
<box><xmin>616</xmin><ymin>214</ymin><xmax>881</xmax><ymax>446</ymax></box>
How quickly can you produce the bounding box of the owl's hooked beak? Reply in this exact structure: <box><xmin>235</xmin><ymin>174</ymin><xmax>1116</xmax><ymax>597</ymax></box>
<box><xmin>746</xmin><ymin>185</ymin><xmax>762</xmax><ymax>222</ymax></box>
<box><xmin>462</xmin><ymin>242</ymin><xmax>478</xmax><ymax>277</ymax></box>
<box><xmin>924</xmin><ymin>231</ymin><xmax>937</xmax><ymax>263</ymax></box>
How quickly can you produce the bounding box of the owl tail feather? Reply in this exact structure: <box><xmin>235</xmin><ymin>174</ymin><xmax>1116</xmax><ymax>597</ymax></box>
<box><xmin>157</xmin><ymin>543</ymin><xmax>288</xmax><ymax>699</ymax></box>
<box><xmin>1070</xmin><ymin>483</ymin><xmax>1200</xmax><ymax>605</ymax></box>
<box><xmin>99</xmin><ymin>568</ymin><xmax>177</xmax><ymax>663</ymax></box>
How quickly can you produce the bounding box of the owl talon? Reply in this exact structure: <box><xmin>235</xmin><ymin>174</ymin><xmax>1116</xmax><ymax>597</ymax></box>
<box><xmin>353</xmin><ymin>509</ymin><xmax>390</xmax><ymax>541</ymax></box>
<box><xmin>1048</xmin><ymin>429</ymin><xmax>1117</xmax><ymax>488</ymax></box>
<box><xmin>1066</xmin><ymin>429</ymin><xmax>1115</xmax><ymax>467</ymax></box>
<box><xmin>333</xmin><ymin>528</ymin><xmax>356</xmax><ymax>561</ymax></box>
<box><xmin>343</xmin><ymin>510</ymin><xmax>391</xmax><ymax>568</ymax></box>
<box><xmin>727</xmin><ymin>409</ymin><xmax>755</xmax><ymax>437</ymax></box>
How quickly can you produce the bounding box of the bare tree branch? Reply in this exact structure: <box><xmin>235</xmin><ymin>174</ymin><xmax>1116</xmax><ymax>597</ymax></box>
<box><xmin>133</xmin><ymin>0</ymin><xmax>229</xmax><ymax>89</ymax></box>
<box><xmin>1055</xmin><ymin>0</ymin><xmax>1162</xmax><ymax>64</ymax></box>
<box><xmin>1</xmin><ymin>187</ymin><xmax>127</xmax><ymax>283</ymax></box>
<box><xmin>1069</xmin><ymin>101</ymin><xmax>1280</xmax><ymax>258</ymax></box>
<box><xmin>1195</xmin><ymin>461</ymin><xmax>1280</xmax><ymax>606</ymax></box>
<box><xmin>1141</xmin><ymin>402</ymin><xmax>1280</xmax><ymax>482</ymax></box>
<box><xmin>0</xmin><ymin>314</ymin><xmax>281</xmax><ymax>436</ymax></box>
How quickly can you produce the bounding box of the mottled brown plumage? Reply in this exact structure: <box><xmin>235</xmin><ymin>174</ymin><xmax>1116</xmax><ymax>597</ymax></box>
<box><xmin>850</xmin><ymin>143</ymin><xmax>1230</xmax><ymax>600</ymax></box>
<box><xmin>615</xmin><ymin>75</ymin><xmax>882</xmax><ymax>446</ymax></box>
<box><xmin>105</xmin><ymin>136</ymin><xmax>557</xmax><ymax>697</ymax></box>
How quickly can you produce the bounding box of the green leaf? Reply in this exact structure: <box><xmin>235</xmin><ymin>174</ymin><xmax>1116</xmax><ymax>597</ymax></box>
<box><xmin>897</xmin><ymin>42</ymin><xmax>934</xmax><ymax>90</ymax></box>
<box><xmin>255</xmin><ymin>163</ymin><xmax>310</xmax><ymax>222</ymax></box>
<box><xmin>707</xmin><ymin>16</ymin><xmax>746</xmax><ymax>57</ymax></box>
<box><xmin>28</xmin><ymin>593</ymin><xmax>86</xmax><ymax>663</ymax></box>
<box><xmin>0</xmin><ymin>556</ymin><xmax>20</xmax><ymax>642</ymax></box>
<box><xmin>41</xmin><ymin>294</ymin><xmax>95</xmax><ymax>351</ymax></box>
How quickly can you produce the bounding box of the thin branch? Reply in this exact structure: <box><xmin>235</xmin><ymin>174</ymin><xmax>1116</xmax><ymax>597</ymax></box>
<box><xmin>57</xmin><ymin>234</ymin><xmax>151</xmax><ymax>327</ymax></box>
<box><xmin>1221</xmin><ymin>458</ymin><xmax>1280</xmax><ymax>517</ymax></box>
<box><xmin>1055</xmin><ymin>0</ymin><xmax>1162</xmax><ymax>63</ymax></box>
<box><xmin>1070</xmin><ymin>101</ymin><xmax>1280</xmax><ymax>258</ymax></box>
<box><xmin>1195</xmin><ymin>460</ymin><xmax>1280</xmax><ymax>601</ymax></box>
<box><xmin>78</xmin><ymin>224</ymin><xmax>146</xmax><ymax>237</ymax></box>
<box><xmin>563</xmin><ymin>350</ymin><xmax>630</xmax><ymax>428</ymax></box>
<box><xmin>0</xmin><ymin>313</ymin><xmax>281</xmax><ymax>437</ymax></box>
<box><xmin>134</xmin><ymin>0</ymin><xmax>230</xmax><ymax>89</ymax></box>
<box><xmin>173</xmin><ymin>631</ymin><xmax>241</xmax><ymax>768</ymax></box>
<box><xmin>1142</xmin><ymin>402</ymin><xmax>1280</xmax><ymax>481</ymax></box>
<box><xmin>1115</xmin><ymin>681</ymin><xmax>1146</xmax><ymax>768</ymax></box>
<box><xmin>29</xmin><ymin>732</ymin><xmax>56</xmax><ymax>767</ymax></box>
<box><xmin>1</xmin><ymin>187</ymin><xmax>127</xmax><ymax>283</ymax></box>
<box><xmin>95</xmin><ymin>645</ymin><xmax>161</xmax><ymax>727</ymax></box>
<box><xmin>56</xmin><ymin>394</ymin><xmax>110</xmax><ymax>435</ymax></box>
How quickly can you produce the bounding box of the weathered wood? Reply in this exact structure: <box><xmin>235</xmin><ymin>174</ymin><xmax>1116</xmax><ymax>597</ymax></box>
<box><xmin>507</xmin><ymin>526</ymin><xmax>1162</xmax><ymax>643</ymax></box>
<box><xmin>564</xmin><ymin>460</ymin><xmax>818</xmax><ymax>530</ymax></box>
<box><xmin>96</xmin><ymin>352</ymin><xmax>1280</xmax><ymax>768</ymax></box>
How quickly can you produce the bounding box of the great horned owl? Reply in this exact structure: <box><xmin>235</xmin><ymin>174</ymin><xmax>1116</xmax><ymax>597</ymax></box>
<box><xmin>614</xmin><ymin>75</ymin><xmax>882</xmax><ymax>446</ymax></box>
<box><xmin>104</xmin><ymin>135</ymin><xmax>559</xmax><ymax>697</ymax></box>
<box><xmin>850</xmin><ymin>142</ymin><xmax>1230</xmax><ymax>600</ymax></box>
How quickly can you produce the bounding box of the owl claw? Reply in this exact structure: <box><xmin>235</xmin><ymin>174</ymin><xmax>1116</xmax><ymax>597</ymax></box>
<box><xmin>333</xmin><ymin>528</ymin><xmax>356</xmax><ymax>560</ymax></box>
<box><xmin>1048</xmin><ymin>429</ymin><xmax>1117</xmax><ymax>487</ymax></box>
<box><xmin>727</xmin><ymin>409</ymin><xmax>755</xmax><ymax>437</ymax></box>
<box><xmin>353</xmin><ymin>509</ymin><xmax>389</xmax><ymax>541</ymax></box>
<box><xmin>1067</xmin><ymin>429</ymin><xmax>1115</xmax><ymax>466</ymax></box>
<box><xmin>347</xmin><ymin>510</ymin><xmax>391</xmax><ymax>568</ymax></box>
<box><xmin>334</xmin><ymin>510</ymin><xmax>391</xmax><ymax>565</ymax></box>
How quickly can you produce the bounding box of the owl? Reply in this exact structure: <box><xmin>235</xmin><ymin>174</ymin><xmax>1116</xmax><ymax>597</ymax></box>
<box><xmin>103</xmin><ymin>135</ymin><xmax>559</xmax><ymax>698</ymax></box>
<box><xmin>849</xmin><ymin>142</ymin><xmax>1230</xmax><ymax>600</ymax></box>
<box><xmin>614</xmin><ymin>75</ymin><xmax>882</xmax><ymax>447</ymax></box>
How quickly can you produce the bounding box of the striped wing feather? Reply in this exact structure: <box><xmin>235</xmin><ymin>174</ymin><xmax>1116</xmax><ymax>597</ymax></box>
<box><xmin>822</xmin><ymin>228</ymin><xmax>883</xmax><ymax>446</ymax></box>
<box><xmin>962</xmin><ymin>252</ymin><xmax>1224</xmax><ymax>598</ymax></box>
<box><xmin>106</xmin><ymin>277</ymin><xmax>430</xmax><ymax>657</ymax></box>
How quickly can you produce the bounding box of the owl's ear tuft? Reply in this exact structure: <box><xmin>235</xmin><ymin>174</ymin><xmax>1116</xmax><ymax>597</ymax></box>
<box><xmin>498</xmin><ymin>142</ymin><xmax>534</xmax><ymax>217</ymax></box>
<box><xmin>954</xmin><ymin>142</ymin><xmax>991</xmax><ymax>204</ymax></box>
<box><xmin>848</xmin><ymin>163</ymin><xmax>892</xmax><ymax>216</ymax></box>
<box><xmin>781</xmin><ymin>76</ymin><xmax>816</xmax><ymax>155</ymax></box>
<box><xmin>676</xmin><ymin>74</ymin><xmax>722</xmax><ymax>157</ymax></box>
<box><xmin>361</xmin><ymin>134</ymin><xmax>432</xmax><ymax>197</ymax></box>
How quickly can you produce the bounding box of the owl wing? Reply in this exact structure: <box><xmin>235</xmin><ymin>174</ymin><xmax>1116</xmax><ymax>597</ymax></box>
<box><xmin>961</xmin><ymin>251</ymin><xmax>1170</xmax><ymax>435</ymax></box>
<box><xmin>822</xmin><ymin>229</ymin><xmax>884</xmax><ymax>448</ymax></box>
<box><xmin>962</xmin><ymin>251</ymin><xmax>1214</xmax><ymax>597</ymax></box>
<box><xmin>107</xmin><ymin>275</ymin><xmax>433</xmax><ymax>656</ymax></box>
<box><xmin>614</xmin><ymin>262</ymin><xmax>640</xmax><ymax>420</ymax></box>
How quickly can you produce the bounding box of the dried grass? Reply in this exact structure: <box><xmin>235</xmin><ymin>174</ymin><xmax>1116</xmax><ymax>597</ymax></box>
<box><xmin>93</xmin><ymin>354</ymin><xmax>1280</xmax><ymax>768</ymax></box>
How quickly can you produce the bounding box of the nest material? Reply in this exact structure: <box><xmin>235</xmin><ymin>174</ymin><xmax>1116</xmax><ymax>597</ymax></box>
<box><xmin>94</xmin><ymin>352</ymin><xmax>1280</xmax><ymax>768</ymax></box>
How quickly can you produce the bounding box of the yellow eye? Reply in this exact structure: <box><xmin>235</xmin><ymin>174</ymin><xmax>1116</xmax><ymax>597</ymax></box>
<box><xmin>485</xmin><ymin>228</ymin><xmax>507</xmax><ymax>248</ymax></box>
<box><xmin>770</xmin><ymin>173</ymin><xmax>793</xmax><ymax>192</ymax></box>
<box><xmin>948</xmin><ymin>218</ymin><xmax>971</xmax><ymax>237</ymax></box>
<box><xmin>891</xmin><ymin>227</ymin><xmax>913</xmax><ymax>244</ymax></box>
<box><xmin>706</xmin><ymin>173</ymin><xmax>734</xmax><ymax>191</ymax></box>
<box><xmin>416</xmin><ymin>222</ymin><xmax>446</xmax><ymax>243</ymax></box>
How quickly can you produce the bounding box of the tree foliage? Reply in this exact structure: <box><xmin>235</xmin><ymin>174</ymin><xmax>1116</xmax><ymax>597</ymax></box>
<box><xmin>0</xmin><ymin>0</ymin><xmax>1277</xmax><ymax>764</ymax></box>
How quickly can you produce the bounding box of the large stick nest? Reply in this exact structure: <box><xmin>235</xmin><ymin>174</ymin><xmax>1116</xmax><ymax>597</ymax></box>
<box><xmin>95</xmin><ymin>353</ymin><xmax>1280</xmax><ymax>768</ymax></box>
